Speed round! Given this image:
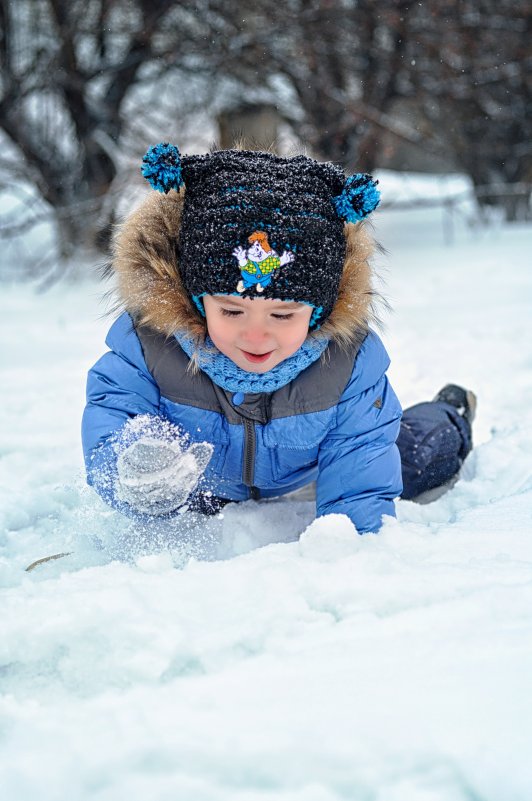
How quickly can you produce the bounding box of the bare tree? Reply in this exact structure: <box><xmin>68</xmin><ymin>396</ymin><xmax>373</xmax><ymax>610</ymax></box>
<box><xmin>1</xmin><ymin>0</ymin><xmax>529</xmax><ymax>274</ymax></box>
<box><xmin>206</xmin><ymin>0</ymin><xmax>530</xmax><ymax>217</ymax></box>
<box><xmin>397</xmin><ymin>0</ymin><xmax>532</xmax><ymax>219</ymax></box>
<box><xmin>0</xmin><ymin>0</ymin><xmax>205</xmax><ymax>261</ymax></box>
<box><xmin>188</xmin><ymin>1</ymin><xmax>417</xmax><ymax>168</ymax></box>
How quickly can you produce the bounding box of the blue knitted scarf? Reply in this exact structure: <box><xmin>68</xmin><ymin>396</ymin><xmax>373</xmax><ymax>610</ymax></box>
<box><xmin>175</xmin><ymin>331</ymin><xmax>329</xmax><ymax>393</ymax></box>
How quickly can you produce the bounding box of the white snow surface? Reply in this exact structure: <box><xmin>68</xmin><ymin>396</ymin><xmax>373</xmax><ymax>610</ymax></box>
<box><xmin>1</xmin><ymin>172</ymin><xmax>532</xmax><ymax>800</ymax></box>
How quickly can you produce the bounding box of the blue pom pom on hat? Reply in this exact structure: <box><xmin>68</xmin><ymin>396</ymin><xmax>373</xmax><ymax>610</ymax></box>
<box><xmin>332</xmin><ymin>173</ymin><xmax>380</xmax><ymax>223</ymax></box>
<box><xmin>141</xmin><ymin>143</ymin><xmax>184</xmax><ymax>193</ymax></box>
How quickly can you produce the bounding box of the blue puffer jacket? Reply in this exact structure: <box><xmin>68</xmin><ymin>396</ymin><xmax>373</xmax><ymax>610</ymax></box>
<box><xmin>82</xmin><ymin>189</ymin><xmax>403</xmax><ymax>533</ymax></box>
<box><xmin>82</xmin><ymin>313</ymin><xmax>402</xmax><ymax>533</ymax></box>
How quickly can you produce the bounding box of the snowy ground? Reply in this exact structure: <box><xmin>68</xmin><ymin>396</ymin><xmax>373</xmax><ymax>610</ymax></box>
<box><xmin>1</xmin><ymin>173</ymin><xmax>532</xmax><ymax>800</ymax></box>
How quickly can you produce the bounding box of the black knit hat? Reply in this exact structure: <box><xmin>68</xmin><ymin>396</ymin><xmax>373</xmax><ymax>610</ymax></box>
<box><xmin>141</xmin><ymin>143</ymin><xmax>380</xmax><ymax>327</ymax></box>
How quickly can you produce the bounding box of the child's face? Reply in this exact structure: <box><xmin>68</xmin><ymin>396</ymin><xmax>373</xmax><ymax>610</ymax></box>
<box><xmin>203</xmin><ymin>295</ymin><xmax>313</xmax><ymax>373</ymax></box>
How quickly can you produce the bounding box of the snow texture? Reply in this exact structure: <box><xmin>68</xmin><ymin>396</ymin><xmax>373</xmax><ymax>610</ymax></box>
<box><xmin>1</xmin><ymin>171</ymin><xmax>532</xmax><ymax>801</ymax></box>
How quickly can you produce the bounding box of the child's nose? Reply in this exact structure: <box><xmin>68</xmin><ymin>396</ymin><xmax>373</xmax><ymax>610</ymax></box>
<box><xmin>241</xmin><ymin>320</ymin><xmax>270</xmax><ymax>345</ymax></box>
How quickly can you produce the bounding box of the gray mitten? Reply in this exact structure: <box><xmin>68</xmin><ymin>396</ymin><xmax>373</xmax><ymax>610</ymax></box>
<box><xmin>116</xmin><ymin>437</ymin><xmax>213</xmax><ymax>515</ymax></box>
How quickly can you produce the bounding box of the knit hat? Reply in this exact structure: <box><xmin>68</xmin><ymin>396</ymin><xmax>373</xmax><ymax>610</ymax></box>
<box><xmin>141</xmin><ymin>143</ymin><xmax>380</xmax><ymax>327</ymax></box>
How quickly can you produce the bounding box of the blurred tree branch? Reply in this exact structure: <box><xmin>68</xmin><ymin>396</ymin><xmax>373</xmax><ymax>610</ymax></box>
<box><xmin>0</xmin><ymin>0</ymin><xmax>529</xmax><ymax>277</ymax></box>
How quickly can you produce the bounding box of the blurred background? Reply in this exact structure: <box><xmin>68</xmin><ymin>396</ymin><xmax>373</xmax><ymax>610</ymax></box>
<box><xmin>0</xmin><ymin>0</ymin><xmax>530</xmax><ymax>281</ymax></box>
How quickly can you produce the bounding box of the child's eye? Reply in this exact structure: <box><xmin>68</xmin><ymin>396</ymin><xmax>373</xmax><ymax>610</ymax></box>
<box><xmin>221</xmin><ymin>308</ymin><xmax>243</xmax><ymax>317</ymax></box>
<box><xmin>271</xmin><ymin>313</ymin><xmax>294</xmax><ymax>320</ymax></box>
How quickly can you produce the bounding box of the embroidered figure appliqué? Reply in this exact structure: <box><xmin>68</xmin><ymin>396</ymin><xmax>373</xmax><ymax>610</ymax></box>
<box><xmin>232</xmin><ymin>231</ymin><xmax>295</xmax><ymax>294</ymax></box>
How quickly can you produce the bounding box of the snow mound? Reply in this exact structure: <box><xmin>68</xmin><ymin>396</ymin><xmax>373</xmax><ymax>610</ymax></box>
<box><xmin>1</xmin><ymin>194</ymin><xmax>532</xmax><ymax>799</ymax></box>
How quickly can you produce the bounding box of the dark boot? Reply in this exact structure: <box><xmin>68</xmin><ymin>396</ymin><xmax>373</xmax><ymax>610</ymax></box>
<box><xmin>432</xmin><ymin>384</ymin><xmax>477</xmax><ymax>426</ymax></box>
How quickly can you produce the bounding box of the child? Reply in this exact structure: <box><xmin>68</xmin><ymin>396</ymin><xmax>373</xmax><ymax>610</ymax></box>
<box><xmin>82</xmin><ymin>144</ymin><xmax>475</xmax><ymax>534</ymax></box>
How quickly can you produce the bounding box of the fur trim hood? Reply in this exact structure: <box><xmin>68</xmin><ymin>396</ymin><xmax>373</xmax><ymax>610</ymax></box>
<box><xmin>111</xmin><ymin>189</ymin><xmax>379</xmax><ymax>346</ymax></box>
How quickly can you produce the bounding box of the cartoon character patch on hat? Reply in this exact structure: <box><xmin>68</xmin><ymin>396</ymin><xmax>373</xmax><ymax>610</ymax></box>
<box><xmin>232</xmin><ymin>231</ymin><xmax>295</xmax><ymax>294</ymax></box>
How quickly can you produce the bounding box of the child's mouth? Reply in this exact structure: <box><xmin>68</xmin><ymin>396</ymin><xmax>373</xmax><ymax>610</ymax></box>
<box><xmin>241</xmin><ymin>350</ymin><xmax>273</xmax><ymax>364</ymax></box>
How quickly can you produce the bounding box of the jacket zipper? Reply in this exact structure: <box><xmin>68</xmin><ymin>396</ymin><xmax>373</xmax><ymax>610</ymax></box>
<box><xmin>242</xmin><ymin>418</ymin><xmax>260</xmax><ymax>500</ymax></box>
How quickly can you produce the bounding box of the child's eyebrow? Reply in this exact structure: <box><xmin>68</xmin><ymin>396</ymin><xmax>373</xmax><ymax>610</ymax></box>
<box><xmin>213</xmin><ymin>297</ymin><xmax>304</xmax><ymax>310</ymax></box>
<box><xmin>212</xmin><ymin>297</ymin><xmax>245</xmax><ymax>307</ymax></box>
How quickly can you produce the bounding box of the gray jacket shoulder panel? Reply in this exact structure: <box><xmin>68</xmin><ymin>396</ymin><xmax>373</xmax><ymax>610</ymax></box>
<box><xmin>136</xmin><ymin>325</ymin><xmax>221</xmax><ymax>411</ymax></box>
<box><xmin>269</xmin><ymin>339</ymin><xmax>360</xmax><ymax>418</ymax></box>
<box><xmin>135</xmin><ymin>324</ymin><xmax>362</xmax><ymax>423</ymax></box>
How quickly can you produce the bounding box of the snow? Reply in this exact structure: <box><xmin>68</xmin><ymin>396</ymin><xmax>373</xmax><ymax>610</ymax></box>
<box><xmin>1</xmin><ymin>172</ymin><xmax>532</xmax><ymax>800</ymax></box>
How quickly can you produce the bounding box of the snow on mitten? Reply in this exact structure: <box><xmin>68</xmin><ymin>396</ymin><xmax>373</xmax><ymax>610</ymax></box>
<box><xmin>116</xmin><ymin>437</ymin><xmax>213</xmax><ymax>515</ymax></box>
